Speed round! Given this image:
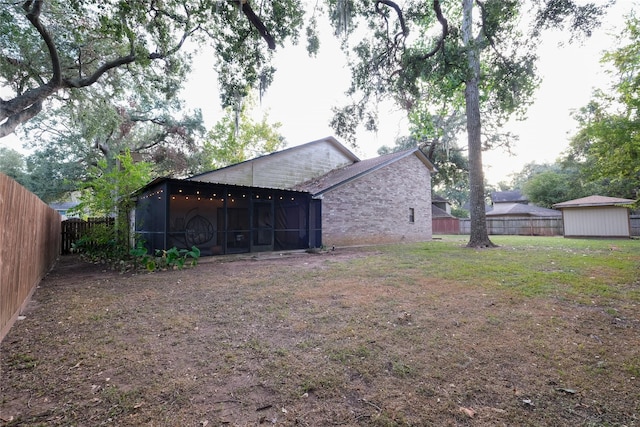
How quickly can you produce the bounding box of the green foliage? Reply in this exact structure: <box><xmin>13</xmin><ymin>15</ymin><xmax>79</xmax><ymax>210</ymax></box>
<box><xmin>200</xmin><ymin>94</ymin><xmax>285</xmax><ymax>170</ymax></box>
<box><xmin>565</xmin><ymin>15</ymin><xmax>640</xmax><ymax>202</ymax></box>
<box><xmin>131</xmin><ymin>245</ymin><xmax>201</xmax><ymax>272</ymax></box>
<box><xmin>21</xmin><ymin>83</ymin><xmax>205</xmax><ymax>199</ymax></box>
<box><xmin>74</xmin><ymin>150</ymin><xmax>152</xmax><ymax>218</ymax></box>
<box><xmin>71</xmin><ymin>223</ymin><xmax>123</xmax><ymax>262</ymax></box>
<box><xmin>522</xmin><ymin>170</ymin><xmax>573</xmax><ymax>208</ymax></box>
<box><xmin>0</xmin><ymin>147</ymin><xmax>28</xmax><ymax>187</ymax></box>
<box><xmin>450</xmin><ymin>206</ymin><xmax>469</xmax><ymax>219</ymax></box>
<box><xmin>1</xmin><ymin>0</ymin><xmax>304</xmax><ymax>137</ymax></box>
<box><xmin>71</xmin><ymin>150</ymin><xmax>152</xmax><ymax>264</ymax></box>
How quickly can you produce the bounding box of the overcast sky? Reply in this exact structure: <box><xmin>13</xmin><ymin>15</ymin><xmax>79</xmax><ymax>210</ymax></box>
<box><xmin>4</xmin><ymin>1</ymin><xmax>637</xmax><ymax>186</ymax></box>
<box><xmin>180</xmin><ymin>1</ymin><xmax>637</xmax><ymax>184</ymax></box>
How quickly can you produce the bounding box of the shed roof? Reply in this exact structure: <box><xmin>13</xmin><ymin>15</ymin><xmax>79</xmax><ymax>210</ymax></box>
<box><xmin>293</xmin><ymin>148</ymin><xmax>435</xmax><ymax>197</ymax></box>
<box><xmin>553</xmin><ymin>195</ymin><xmax>636</xmax><ymax>209</ymax></box>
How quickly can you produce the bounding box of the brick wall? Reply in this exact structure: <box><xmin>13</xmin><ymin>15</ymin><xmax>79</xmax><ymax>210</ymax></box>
<box><xmin>321</xmin><ymin>154</ymin><xmax>432</xmax><ymax>246</ymax></box>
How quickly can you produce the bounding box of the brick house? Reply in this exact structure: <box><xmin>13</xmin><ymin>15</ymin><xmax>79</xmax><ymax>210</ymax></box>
<box><xmin>134</xmin><ymin>137</ymin><xmax>435</xmax><ymax>255</ymax></box>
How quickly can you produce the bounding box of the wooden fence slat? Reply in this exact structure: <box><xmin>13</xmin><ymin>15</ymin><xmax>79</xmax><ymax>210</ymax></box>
<box><xmin>459</xmin><ymin>216</ymin><xmax>640</xmax><ymax>237</ymax></box>
<box><xmin>60</xmin><ymin>218</ymin><xmax>115</xmax><ymax>254</ymax></box>
<box><xmin>1</xmin><ymin>173</ymin><xmax>61</xmax><ymax>343</ymax></box>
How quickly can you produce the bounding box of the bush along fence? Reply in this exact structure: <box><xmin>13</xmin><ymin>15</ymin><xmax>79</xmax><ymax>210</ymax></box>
<box><xmin>1</xmin><ymin>173</ymin><xmax>61</xmax><ymax>343</ymax></box>
<box><xmin>61</xmin><ymin>217</ymin><xmax>115</xmax><ymax>254</ymax></box>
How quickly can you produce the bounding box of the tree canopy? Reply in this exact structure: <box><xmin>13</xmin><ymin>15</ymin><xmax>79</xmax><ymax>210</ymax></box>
<box><xmin>2</xmin><ymin>0</ymin><xmax>614</xmax><ymax>246</ymax></box>
<box><xmin>0</xmin><ymin>0</ymin><xmax>305</xmax><ymax>137</ymax></box>
<box><xmin>565</xmin><ymin>13</ymin><xmax>640</xmax><ymax>202</ymax></box>
<box><xmin>327</xmin><ymin>0</ymin><xmax>607</xmax><ymax>247</ymax></box>
<box><xmin>200</xmin><ymin>95</ymin><xmax>285</xmax><ymax>170</ymax></box>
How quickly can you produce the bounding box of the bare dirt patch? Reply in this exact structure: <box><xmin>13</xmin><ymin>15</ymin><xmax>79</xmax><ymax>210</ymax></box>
<box><xmin>1</xmin><ymin>246</ymin><xmax>639</xmax><ymax>426</ymax></box>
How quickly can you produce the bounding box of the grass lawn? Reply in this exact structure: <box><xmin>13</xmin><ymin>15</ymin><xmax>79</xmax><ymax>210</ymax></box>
<box><xmin>1</xmin><ymin>236</ymin><xmax>639</xmax><ymax>426</ymax></box>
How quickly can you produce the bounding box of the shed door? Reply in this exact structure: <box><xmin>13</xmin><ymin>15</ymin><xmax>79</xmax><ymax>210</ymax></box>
<box><xmin>251</xmin><ymin>201</ymin><xmax>274</xmax><ymax>252</ymax></box>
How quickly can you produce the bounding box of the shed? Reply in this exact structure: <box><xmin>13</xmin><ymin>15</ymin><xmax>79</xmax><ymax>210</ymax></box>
<box><xmin>553</xmin><ymin>195</ymin><xmax>636</xmax><ymax>238</ymax></box>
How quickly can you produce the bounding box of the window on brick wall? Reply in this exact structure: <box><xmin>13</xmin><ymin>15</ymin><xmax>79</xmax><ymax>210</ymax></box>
<box><xmin>409</xmin><ymin>207</ymin><xmax>415</xmax><ymax>223</ymax></box>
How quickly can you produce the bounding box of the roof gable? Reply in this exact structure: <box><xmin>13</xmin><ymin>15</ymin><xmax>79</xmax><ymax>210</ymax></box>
<box><xmin>293</xmin><ymin>148</ymin><xmax>435</xmax><ymax>196</ymax></box>
<box><xmin>188</xmin><ymin>136</ymin><xmax>360</xmax><ymax>189</ymax></box>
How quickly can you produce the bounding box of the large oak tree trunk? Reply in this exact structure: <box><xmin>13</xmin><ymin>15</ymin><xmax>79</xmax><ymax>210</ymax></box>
<box><xmin>462</xmin><ymin>0</ymin><xmax>495</xmax><ymax>248</ymax></box>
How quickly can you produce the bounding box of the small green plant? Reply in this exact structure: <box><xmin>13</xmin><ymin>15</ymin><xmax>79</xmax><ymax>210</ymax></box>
<box><xmin>8</xmin><ymin>353</ymin><xmax>37</xmax><ymax>370</ymax></box>
<box><xmin>71</xmin><ymin>222</ymin><xmax>124</xmax><ymax>262</ymax></box>
<box><xmin>129</xmin><ymin>240</ymin><xmax>151</xmax><ymax>270</ymax></box>
<box><xmin>128</xmin><ymin>241</ymin><xmax>200</xmax><ymax>272</ymax></box>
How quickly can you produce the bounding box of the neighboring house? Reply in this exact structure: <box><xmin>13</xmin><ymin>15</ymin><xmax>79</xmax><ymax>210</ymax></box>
<box><xmin>432</xmin><ymin>195</ymin><xmax>459</xmax><ymax>234</ymax></box>
<box><xmin>432</xmin><ymin>194</ymin><xmax>452</xmax><ymax>214</ymax></box>
<box><xmin>459</xmin><ymin>189</ymin><xmax>562</xmax><ymax>236</ymax></box>
<box><xmin>49</xmin><ymin>201</ymin><xmax>80</xmax><ymax>220</ymax></box>
<box><xmin>491</xmin><ymin>190</ymin><xmax>528</xmax><ymax>205</ymax></box>
<box><xmin>487</xmin><ymin>189</ymin><xmax>560</xmax><ymax>218</ymax></box>
<box><xmin>553</xmin><ymin>195</ymin><xmax>636</xmax><ymax>238</ymax></box>
<box><xmin>134</xmin><ymin>137</ymin><xmax>436</xmax><ymax>255</ymax></box>
<box><xmin>485</xmin><ymin>202</ymin><xmax>561</xmax><ymax>218</ymax></box>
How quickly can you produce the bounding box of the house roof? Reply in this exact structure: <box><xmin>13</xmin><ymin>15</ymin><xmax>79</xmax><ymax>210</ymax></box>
<box><xmin>432</xmin><ymin>194</ymin><xmax>449</xmax><ymax>203</ymax></box>
<box><xmin>132</xmin><ymin>177</ymin><xmax>311</xmax><ymax>197</ymax></box>
<box><xmin>187</xmin><ymin>136</ymin><xmax>359</xmax><ymax>181</ymax></box>
<box><xmin>486</xmin><ymin>202</ymin><xmax>561</xmax><ymax>217</ymax></box>
<box><xmin>553</xmin><ymin>195</ymin><xmax>636</xmax><ymax>209</ymax></box>
<box><xmin>292</xmin><ymin>148</ymin><xmax>436</xmax><ymax>197</ymax></box>
<box><xmin>491</xmin><ymin>190</ymin><xmax>528</xmax><ymax>204</ymax></box>
<box><xmin>432</xmin><ymin>204</ymin><xmax>455</xmax><ymax>218</ymax></box>
<box><xmin>49</xmin><ymin>201</ymin><xmax>79</xmax><ymax>210</ymax></box>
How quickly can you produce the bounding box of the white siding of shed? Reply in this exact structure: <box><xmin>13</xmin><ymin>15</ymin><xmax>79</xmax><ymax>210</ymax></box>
<box><xmin>562</xmin><ymin>207</ymin><xmax>630</xmax><ymax>237</ymax></box>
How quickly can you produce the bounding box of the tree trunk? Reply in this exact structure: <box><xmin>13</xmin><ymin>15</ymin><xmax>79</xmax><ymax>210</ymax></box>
<box><xmin>462</xmin><ymin>0</ymin><xmax>495</xmax><ymax>248</ymax></box>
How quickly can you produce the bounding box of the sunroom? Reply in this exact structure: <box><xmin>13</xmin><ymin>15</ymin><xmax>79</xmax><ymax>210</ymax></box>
<box><xmin>134</xmin><ymin>178</ymin><xmax>321</xmax><ymax>256</ymax></box>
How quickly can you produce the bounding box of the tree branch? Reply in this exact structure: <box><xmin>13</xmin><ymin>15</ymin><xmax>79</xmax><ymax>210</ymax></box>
<box><xmin>23</xmin><ymin>0</ymin><xmax>62</xmax><ymax>86</ymax></box>
<box><xmin>64</xmin><ymin>53</ymin><xmax>139</xmax><ymax>88</ymax></box>
<box><xmin>475</xmin><ymin>0</ymin><xmax>508</xmax><ymax>64</ymax></box>
<box><xmin>375</xmin><ymin>0</ymin><xmax>409</xmax><ymax>38</ymax></box>
<box><xmin>239</xmin><ymin>1</ymin><xmax>276</xmax><ymax>49</ymax></box>
<box><xmin>0</xmin><ymin>100</ymin><xmax>42</xmax><ymax>138</ymax></box>
<box><xmin>418</xmin><ymin>0</ymin><xmax>449</xmax><ymax>60</ymax></box>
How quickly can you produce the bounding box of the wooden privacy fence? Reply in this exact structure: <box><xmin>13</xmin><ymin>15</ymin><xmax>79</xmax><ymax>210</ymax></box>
<box><xmin>432</xmin><ymin>217</ymin><xmax>460</xmax><ymax>234</ymax></box>
<box><xmin>459</xmin><ymin>217</ymin><xmax>564</xmax><ymax>236</ymax></box>
<box><xmin>631</xmin><ymin>215</ymin><xmax>640</xmax><ymax>236</ymax></box>
<box><xmin>1</xmin><ymin>173</ymin><xmax>61</xmax><ymax>343</ymax></box>
<box><xmin>61</xmin><ymin>217</ymin><xmax>115</xmax><ymax>254</ymax></box>
<box><xmin>459</xmin><ymin>215</ymin><xmax>640</xmax><ymax>237</ymax></box>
